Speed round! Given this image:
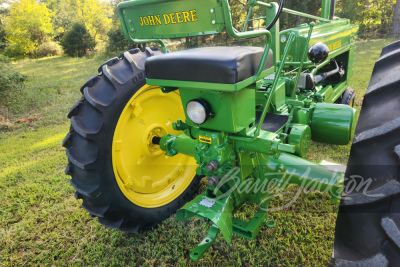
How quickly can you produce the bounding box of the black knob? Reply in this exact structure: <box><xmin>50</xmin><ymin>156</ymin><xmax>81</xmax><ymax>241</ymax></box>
<box><xmin>308</xmin><ymin>42</ymin><xmax>329</xmax><ymax>64</ymax></box>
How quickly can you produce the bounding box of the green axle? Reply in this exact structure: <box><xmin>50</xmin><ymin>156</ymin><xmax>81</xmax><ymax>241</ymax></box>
<box><xmin>117</xmin><ymin>0</ymin><xmax>358</xmax><ymax>261</ymax></box>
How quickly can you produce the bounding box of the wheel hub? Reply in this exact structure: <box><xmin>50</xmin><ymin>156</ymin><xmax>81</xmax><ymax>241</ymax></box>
<box><xmin>144</xmin><ymin>125</ymin><xmax>167</xmax><ymax>156</ymax></box>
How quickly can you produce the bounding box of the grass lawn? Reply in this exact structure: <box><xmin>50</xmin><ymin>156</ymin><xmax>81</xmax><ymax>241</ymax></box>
<box><xmin>0</xmin><ymin>39</ymin><xmax>395</xmax><ymax>266</ymax></box>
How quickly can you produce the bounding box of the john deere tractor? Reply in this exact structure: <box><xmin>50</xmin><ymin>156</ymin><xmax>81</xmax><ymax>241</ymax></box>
<box><xmin>63</xmin><ymin>0</ymin><xmax>400</xmax><ymax>264</ymax></box>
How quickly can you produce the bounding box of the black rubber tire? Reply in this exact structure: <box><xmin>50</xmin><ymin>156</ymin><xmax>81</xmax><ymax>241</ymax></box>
<box><xmin>341</xmin><ymin>87</ymin><xmax>355</xmax><ymax>106</ymax></box>
<box><xmin>63</xmin><ymin>47</ymin><xmax>201</xmax><ymax>233</ymax></box>
<box><xmin>332</xmin><ymin>40</ymin><xmax>400</xmax><ymax>266</ymax></box>
<box><xmin>336</xmin><ymin>87</ymin><xmax>355</xmax><ymax>106</ymax></box>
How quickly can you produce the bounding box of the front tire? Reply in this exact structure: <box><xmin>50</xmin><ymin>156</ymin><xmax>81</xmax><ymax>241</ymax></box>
<box><xmin>336</xmin><ymin>87</ymin><xmax>355</xmax><ymax>107</ymax></box>
<box><xmin>63</xmin><ymin>48</ymin><xmax>200</xmax><ymax>232</ymax></box>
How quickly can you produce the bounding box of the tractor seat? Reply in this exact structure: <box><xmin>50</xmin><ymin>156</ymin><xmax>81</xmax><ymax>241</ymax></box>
<box><xmin>145</xmin><ymin>46</ymin><xmax>273</xmax><ymax>84</ymax></box>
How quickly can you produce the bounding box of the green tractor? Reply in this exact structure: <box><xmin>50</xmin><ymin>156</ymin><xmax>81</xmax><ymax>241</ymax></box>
<box><xmin>63</xmin><ymin>0</ymin><xmax>400</xmax><ymax>264</ymax></box>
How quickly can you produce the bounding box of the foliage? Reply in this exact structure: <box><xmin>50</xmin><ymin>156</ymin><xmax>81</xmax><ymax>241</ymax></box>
<box><xmin>59</xmin><ymin>0</ymin><xmax>112</xmax><ymax>42</ymax></box>
<box><xmin>0</xmin><ymin>55</ymin><xmax>28</xmax><ymax>108</ymax></box>
<box><xmin>34</xmin><ymin>41</ymin><xmax>62</xmax><ymax>58</ymax></box>
<box><xmin>50</xmin><ymin>2</ymin><xmax>73</xmax><ymax>42</ymax></box>
<box><xmin>0</xmin><ymin>8</ymin><xmax>7</xmax><ymax>47</ymax></box>
<box><xmin>262</xmin><ymin>0</ymin><xmax>321</xmax><ymax>30</ymax></box>
<box><xmin>40</xmin><ymin>0</ymin><xmax>112</xmax><ymax>42</ymax></box>
<box><xmin>0</xmin><ymin>55</ymin><xmax>28</xmax><ymax>91</ymax></box>
<box><xmin>4</xmin><ymin>0</ymin><xmax>53</xmax><ymax>58</ymax></box>
<box><xmin>106</xmin><ymin>25</ymin><xmax>137</xmax><ymax>52</ymax></box>
<box><xmin>0</xmin><ymin>24</ymin><xmax>6</xmax><ymax>49</ymax></box>
<box><xmin>60</xmin><ymin>22</ymin><xmax>96</xmax><ymax>57</ymax></box>
<box><xmin>337</xmin><ymin>0</ymin><xmax>396</xmax><ymax>38</ymax></box>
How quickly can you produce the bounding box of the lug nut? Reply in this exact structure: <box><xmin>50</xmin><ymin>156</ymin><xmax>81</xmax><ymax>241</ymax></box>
<box><xmin>206</xmin><ymin>160</ymin><xmax>219</xmax><ymax>172</ymax></box>
<box><xmin>208</xmin><ymin>175</ymin><xmax>220</xmax><ymax>186</ymax></box>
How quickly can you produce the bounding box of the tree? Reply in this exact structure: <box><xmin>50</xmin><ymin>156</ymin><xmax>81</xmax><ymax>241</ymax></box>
<box><xmin>106</xmin><ymin>0</ymin><xmax>138</xmax><ymax>52</ymax></box>
<box><xmin>106</xmin><ymin>24</ymin><xmax>137</xmax><ymax>52</ymax></box>
<box><xmin>40</xmin><ymin>0</ymin><xmax>112</xmax><ymax>42</ymax></box>
<box><xmin>4</xmin><ymin>0</ymin><xmax>53</xmax><ymax>57</ymax></box>
<box><xmin>0</xmin><ymin>8</ymin><xmax>7</xmax><ymax>47</ymax></box>
<box><xmin>391</xmin><ymin>0</ymin><xmax>400</xmax><ymax>37</ymax></box>
<box><xmin>62</xmin><ymin>0</ymin><xmax>112</xmax><ymax>41</ymax></box>
<box><xmin>60</xmin><ymin>22</ymin><xmax>96</xmax><ymax>57</ymax></box>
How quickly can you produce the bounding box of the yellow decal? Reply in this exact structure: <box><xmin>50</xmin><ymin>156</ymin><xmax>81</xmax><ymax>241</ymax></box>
<box><xmin>199</xmin><ymin>136</ymin><xmax>212</xmax><ymax>144</ymax></box>
<box><xmin>327</xmin><ymin>40</ymin><xmax>342</xmax><ymax>52</ymax></box>
<box><xmin>139</xmin><ymin>9</ymin><xmax>198</xmax><ymax>27</ymax></box>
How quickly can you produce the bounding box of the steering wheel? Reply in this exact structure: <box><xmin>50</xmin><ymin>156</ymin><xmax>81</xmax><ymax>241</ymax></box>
<box><xmin>249</xmin><ymin>0</ymin><xmax>284</xmax><ymax>30</ymax></box>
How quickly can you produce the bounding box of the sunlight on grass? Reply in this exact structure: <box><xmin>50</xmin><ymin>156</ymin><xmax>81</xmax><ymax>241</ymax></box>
<box><xmin>29</xmin><ymin>133</ymin><xmax>65</xmax><ymax>150</ymax></box>
<box><xmin>0</xmin><ymin>160</ymin><xmax>39</xmax><ymax>180</ymax></box>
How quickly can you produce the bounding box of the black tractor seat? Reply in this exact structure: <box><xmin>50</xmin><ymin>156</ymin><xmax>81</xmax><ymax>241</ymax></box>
<box><xmin>145</xmin><ymin>46</ymin><xmax>273</xmax><ymax>84</ymax></box>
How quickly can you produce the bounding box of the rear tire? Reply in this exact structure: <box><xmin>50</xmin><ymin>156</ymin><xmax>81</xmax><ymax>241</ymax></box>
<box><xmin>332</xmin><ymin>41</ymin><xmax>400</xmax><ymax>266</ymax></box>
<box><xmin>63</xmin><ymin>48</ymin><xmax>201</xmax><ymax>232</ymax></box>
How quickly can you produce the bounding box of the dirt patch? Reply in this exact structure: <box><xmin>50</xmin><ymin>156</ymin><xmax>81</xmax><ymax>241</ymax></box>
<box><xmin>15</xmin><ymin>115</ymin><xmax>41</xmax><ymax>124</ymax></box>
<box><xmin>0</xmin><ymin>116</ymin><xmax>13</xmax><ymax>130</ymax></box>
<box><xmin>1</xmin><ymin>115</ymin><xmax>42</xmax><ymax>131</ymax></box>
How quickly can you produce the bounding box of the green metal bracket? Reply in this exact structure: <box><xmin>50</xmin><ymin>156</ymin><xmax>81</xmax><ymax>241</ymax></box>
<box><xmin>190</xmin><ymin>225</ymin><xmax>220</xmax><ymax>261</ymax></box>
<box><xmin>160</xmin><ymin>86</ymin><xmax>178</xmax><ymax>93</ymax></box>
<box><xmin>232</xmin><ymin>208</ymin><xmax>269</xmax><ymax>240</ymax></box>
<box><xmin>172</xmin><ymin>119</ymin><xmax>189</xmax><ymax>131</ymax></box>
<box><xmin>177</xmin><ymin>193</ymin><xmax>235</xmax><ymax>243</ymax></box>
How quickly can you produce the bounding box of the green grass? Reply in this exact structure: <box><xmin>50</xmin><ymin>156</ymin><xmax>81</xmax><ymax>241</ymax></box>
<box><xmin>2</xmin><ymin>55</ymin><xmax>113</xmax><ymax>121</ymax></box>
<box><xmin>0</xmin><ymin>39</ymin><xmax>395</xmax><ymax>266</ymax></box>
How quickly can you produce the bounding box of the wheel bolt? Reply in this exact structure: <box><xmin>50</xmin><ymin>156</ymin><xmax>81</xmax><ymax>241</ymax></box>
<box><xmin>208</xmin><ymin>175</ymin><xmax>220</xmax><ymax>186</ymax></box>
<box><xmin>206</xmin><ymin>160</ymin><xmax>219</xmax><ymax>172</ymax></box>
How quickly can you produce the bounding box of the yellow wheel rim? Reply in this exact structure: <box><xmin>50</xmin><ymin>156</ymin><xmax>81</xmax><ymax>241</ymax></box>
<box><xmin>112</xmin><ymin>85</ymin><xmax>197</xmax><ymax>208</ymax></box>
<box><xmin>350</xmin><ymin>97</ymin><xmax>355</xmax><ymax>107</ymax></box>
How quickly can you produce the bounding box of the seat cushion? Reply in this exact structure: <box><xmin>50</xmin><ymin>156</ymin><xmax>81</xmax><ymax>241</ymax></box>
<box><xmin>145</xmin><ymin>46</ymin><xmax>273</xmax><ymax>84</ymax></box>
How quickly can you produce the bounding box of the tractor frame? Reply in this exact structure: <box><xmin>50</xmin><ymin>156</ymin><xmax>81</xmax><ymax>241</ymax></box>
<box><xmin>113</xmin><ymin>0</ymin><xmax>359</xmax><ymax>260</ymax></box>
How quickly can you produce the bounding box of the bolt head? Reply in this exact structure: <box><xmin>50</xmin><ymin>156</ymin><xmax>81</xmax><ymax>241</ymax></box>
<box><xmin>208</xmin><ymin>175</ymin><xmax>220</xmax><ymax>186</ymax></box>
<box><xmin>212</xmin><ymin>20</ymin><xmax>216</xmax><ymax>25</ymax></box>
<box><xmin>210</xmin><ymin>8</ymin><xmax>214</xmax><ymax>13</ymax></box>
<box><xmin>206</xmin><ymin>160</ymin><xmax>219</xmax><ymax>172</ymax></box>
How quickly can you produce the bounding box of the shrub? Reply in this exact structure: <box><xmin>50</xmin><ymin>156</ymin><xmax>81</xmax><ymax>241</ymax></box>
<box><xmin>0</xmin><ymin>24</ymin><xmax>6</xmax><ymax>49</ymax></box>
<box><xmin>106</xmin><ymin>27</ymin><xmax>137</xmax><ymax>52</ymax></box>
<box><xmin>4</xmin><ymin>41</ymin><xmax>34</xmax><ymax>59</ymax></box>
<box><xmin>60</xmin><ymin>22</ymin><xmax>96</xmax><ymax>57</ymax></box>
<box><xmin>34</xmin><ymin>42</ymin><xmax>62</xmax><ymax>58</ymax></box>
<box><xmin>0</xmin><ymin>55</ymin><xmax>28</xmax><ymax>109</ymax></box>
<box><xmin>0</xmin><ymin>55</ymin><xmax>28</xmax><ymax>92</ymax></box>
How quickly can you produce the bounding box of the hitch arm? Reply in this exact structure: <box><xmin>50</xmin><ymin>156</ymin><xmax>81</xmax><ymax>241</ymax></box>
<box><xmin>190</xmin><ymin>225</ymin><xmax>220</xmax><ymax>261</ymax></box>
